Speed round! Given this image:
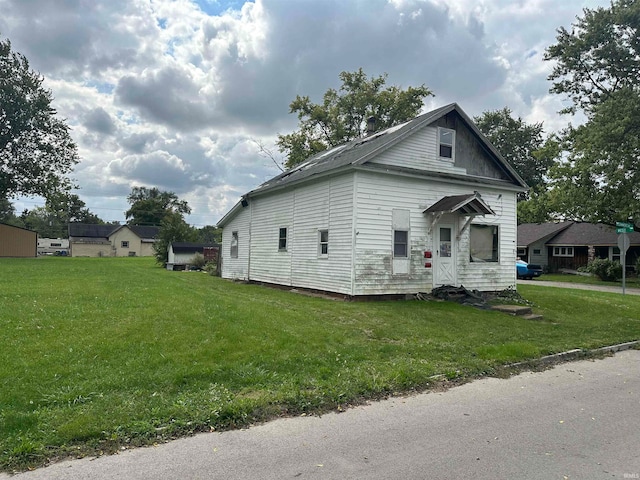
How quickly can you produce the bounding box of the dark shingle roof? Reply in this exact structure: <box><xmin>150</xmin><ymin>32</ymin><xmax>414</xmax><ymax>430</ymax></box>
<box><xmin>129</xmin><ymin>225</ymin><xmax>160</xmax><ymax>239</ymax></box>
<box><xmin>218</xmin><ymin>103</ymin><xmax>527</xmax><ymax>228</ymax></box>
<box><xmin>68</xmin><ymin>223</ymin><xmax>116</xmax><ymax>238</ymax></box>
<box><xmin>424</xmin><ymin>193</ymin><xmax>494</xmax><ymax>215</ymax></box>
<box><xmin>68</xmin><ymin>224</ymin><xmax>160</xmax><ymax>240</ymax></box>
<box><xmin>171</xmin><ymin>242</ymin><xmax>218</xmax><ymax>254</ymax></box>
<box><xmin>547</xmin><ymin>222</ymin><xmax>640</xmax><ymax>246</ymax></box>
<box><xmin>517</xmin><ymin>222</ymin><xmax>573</xmax><ymax>247</ymax></box>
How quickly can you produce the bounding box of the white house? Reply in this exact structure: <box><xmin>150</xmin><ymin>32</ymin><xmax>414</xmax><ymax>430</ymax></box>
<box><xmin>217</xmin><ymin>104</ymin><xmax>528</xmax><ymax>296</ymax></box>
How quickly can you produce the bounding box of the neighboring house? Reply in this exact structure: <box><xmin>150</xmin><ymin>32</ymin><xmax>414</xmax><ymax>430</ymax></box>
<box><xmin>37</xmin><ymin>238</ymin><xmax>70</xmax><ymax>256</ymax></box>
<box><xmin>0</xmin><ymin>223</ymin><xmax>37</xmax><ymax>258</ymax></box>
<box><xmin>516</xmin><ymin>222</ymin><xmax>572</xmax><ymax>267</ymax></box>
<box><xmin>517</xmin><ymin>222</ymin><xmax>640</xmax><ymax>271</ymax></box>
<box><xmin>217</xmin><ymin>103</ymin><xmax>528</xmax><ymax>296</ymax></box>
<box><xmin>167</xmin><ymin>242</ymin><xmax>220</xmax><ymax>271</ymax></box>
<box><xmin>68</xmin><ymin>224</ymin><xmax>160</xmax><ymax>257</ymax></box>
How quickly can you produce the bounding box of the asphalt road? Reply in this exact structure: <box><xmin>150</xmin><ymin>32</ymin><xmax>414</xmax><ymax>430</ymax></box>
<box><xmin>5</xmin><ymin>350</ymin><xmax>640</xmax><ymax>480</ymax></box>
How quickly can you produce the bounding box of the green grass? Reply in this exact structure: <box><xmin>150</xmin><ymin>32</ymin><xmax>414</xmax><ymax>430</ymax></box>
<box><xmin>539</xmin><ymin>272</ymin><xmax>640</xmax><ymax>288</ymax></box>
<box><xmin>1</xmin><ymin>257</ymin><xmax>640</xmax><ymax>471</ymax></box>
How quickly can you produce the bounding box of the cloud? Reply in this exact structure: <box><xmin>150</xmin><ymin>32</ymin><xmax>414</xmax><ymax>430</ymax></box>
<box><xmin>115</xmin><ymin>66</ymin><xmax>215</xmax><ymax>130</ymax></box>
<box><xmin>83</xmin><ymin>107</ymin><xmax>116</xmax><ymax>135</ymax></box>
<box><xmin>0</xmin><ymin>0</ymin><xmax>612</xmax><ymax>225</ymax></box>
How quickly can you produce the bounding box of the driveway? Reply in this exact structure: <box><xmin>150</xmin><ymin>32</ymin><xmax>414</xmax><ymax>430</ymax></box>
<box><xmin>518</xmin><ymin>279</ymin><xmax>640</xmax><ymax>295</ymax></box>
<box><xmin>5</xmin><ymin>350</ymin><xmax>640</xmax><ymax>480</ymax></box>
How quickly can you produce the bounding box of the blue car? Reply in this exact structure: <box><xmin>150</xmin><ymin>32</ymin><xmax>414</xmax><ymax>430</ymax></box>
<box><xmin>516</xmin><ymin>260</ymin><xmax>543</xmax><ymax>280</ymax></box>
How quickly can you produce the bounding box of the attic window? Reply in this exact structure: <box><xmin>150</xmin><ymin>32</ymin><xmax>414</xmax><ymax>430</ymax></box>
<box><xmin>438</xmin><ymin>127</ymin><xmax>455</xmax><ymax>160</ymax></box>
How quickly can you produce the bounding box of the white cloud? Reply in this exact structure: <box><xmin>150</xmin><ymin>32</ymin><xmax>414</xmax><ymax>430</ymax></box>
<box><xmin>0</xmin><ymin>0</ymin><xmax>612</xmax><ymax>224</ymax></box>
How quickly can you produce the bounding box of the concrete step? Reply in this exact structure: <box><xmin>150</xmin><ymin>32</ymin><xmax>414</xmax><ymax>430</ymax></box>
<box><xmin>490</xmin><ymin>304</ymin><xmax>543</xmax><ymax>321</ymax></box>
<box><xmin>491</xmin><ymin>305</ymin><xmax>532</xmax><ymax>316</ymax></box>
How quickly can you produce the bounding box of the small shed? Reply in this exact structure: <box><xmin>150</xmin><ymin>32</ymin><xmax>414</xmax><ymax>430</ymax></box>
<box><xmin>167</xmin><ymin>242</ymin><xmax>220</xmax><ymax>271</ymax></box>
<box><xmin>0</xmin><ymin>223</ymin><xmax>37</xmax><ymax>258</ymax></box>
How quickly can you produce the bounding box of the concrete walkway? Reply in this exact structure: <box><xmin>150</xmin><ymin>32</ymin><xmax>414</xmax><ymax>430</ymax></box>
<box><xmin>518</xmin><ymin>279</ymin><xmax>640</xmax><ymax>296</ymax></box>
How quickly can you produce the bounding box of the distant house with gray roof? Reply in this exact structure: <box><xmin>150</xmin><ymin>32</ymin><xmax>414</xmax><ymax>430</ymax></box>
<box><xmin>517</xmin><ymin>222</ymin><xmax>640</xmax><ymax>271</ymax></box>
<box><xmin>68</xmin><ymin>223</ymin><xmax>159</xmax><ymax>257</ymax></box>
<box><xmin>217</xmin><ymin>103</ymin><xmax>528</xmax><ymax>296</ymax></box>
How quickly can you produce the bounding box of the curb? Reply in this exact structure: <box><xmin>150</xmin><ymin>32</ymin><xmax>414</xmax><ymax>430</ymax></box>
<box><xmin>508</xmin><ymin>340</ymin><xmax>640</xmax><ymax>369</ymax></box>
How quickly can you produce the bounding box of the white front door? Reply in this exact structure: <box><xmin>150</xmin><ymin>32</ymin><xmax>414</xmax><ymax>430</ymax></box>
<box><xmin>434</xmin><ymin>224</ymin><xmax>456</xmax><ymax>286</ymax></box>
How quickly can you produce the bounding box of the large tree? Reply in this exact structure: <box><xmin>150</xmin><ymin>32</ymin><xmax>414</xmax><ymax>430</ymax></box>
<box><xmin>19</xmin><ymin>193</ymin><xmax>103</xmax><ymax>237</ymax></box>
<box><xmin>153</xmin><ymin>211</ymin><xmax>199</xmax><ymax>265</ymax></box>
<box><xmin>544</xmin><ymin>0</ymin><xmax>640</xmax><ymax>224</ymax></box>
<box><xmin>474</xmin><ymin>108</ymin><xmax>552</xmax><ymax>200</ymax></box>
<box><xmin>0</xmin><ymin>36</ymin><xmax>79</xmax><ymax>200</ymax></box>
<box><xmin>277</xmin><ymin>68</ymin><xmax>433</xmax><ymax>168</ymax></box>
<box><xmin>125</xmin><ymin>187</ymin><xmax>191</xmax><ymax>226</ymax></box>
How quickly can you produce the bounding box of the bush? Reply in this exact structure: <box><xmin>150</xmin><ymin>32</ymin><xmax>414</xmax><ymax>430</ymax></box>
<box><xmin>190</xmin><ymin>252</ymin><xmax>206</xmax><ymax>270</ymax></box>
<box><xmin>584</xmin><ymin>258</ymin><xmax>622</xmax><ymax>281</ymax></box>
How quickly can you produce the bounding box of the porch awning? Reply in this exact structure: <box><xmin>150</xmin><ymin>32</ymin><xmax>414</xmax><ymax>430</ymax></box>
<box><xmin>423</xmin><ymin>192</ymin><xmax>494</xmax><ymax>216</ymax></box>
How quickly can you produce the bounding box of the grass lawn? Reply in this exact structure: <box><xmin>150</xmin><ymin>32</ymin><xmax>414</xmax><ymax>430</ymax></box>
<box><xmin>1</xmin><ymin>257</ymin><xmax>639</xmax><ymax>472</ymax></box>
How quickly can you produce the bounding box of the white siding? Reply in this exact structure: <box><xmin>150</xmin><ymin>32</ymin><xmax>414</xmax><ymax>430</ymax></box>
<box><xmin>249</xmin><ymin>190</ymin><xmax>294</xmax><ymax>285</ymax></box>
<box><xmin>369</xmin><ymin>126</ymin><xmax>467</xmax><ymax>175</ymax></box>
<box><xmin>456</xmin><ymin>191</ymin><xmax>518</xmax><ymax>291</ymax></box>
<box><xmin>290</xmin><ymin>174</ymin><xmax>354</xmax><ymax>294</ymax></box>
<box><xmin>353</xmin><ymin>170</ymin><xmax>518</xmax><ymax>295</ymax></box>
<box><xmin>221</xmin><ymin>206</ymin><xmax>251</xmax><ymax>280</ymax></box>
<box><xmin>247</xmin><ymin>175</ymin><xmax>355</xmax><ymax>295</ymax></box>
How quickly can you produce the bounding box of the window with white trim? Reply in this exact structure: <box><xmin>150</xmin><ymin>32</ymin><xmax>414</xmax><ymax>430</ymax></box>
<box><xmin>121</xmin><ymin>241</ymin><xmax>129</xmax><ymax>248</ymax></box>
<box><xmin>470</xmin><ymin>224</ymin><xmax>499</xmax><ymax>262</ymax></box>
<box><xmin>553</xmin><ymin>246</ymin><xmax>573</xmax><ymax>257</ymax></box>
<box><xmin>438</xmin><ymin>127</ymin><xmax>455</xmax><ymax>160</ymax></box>
<box><xmin>393</xmin><ymin>230</ymin><xmax>408</xmax><ymax>257</ymax></box>
<box><xmin>318</xmin><ymin>230</ymin><xmax>328</xmax><ymax>257</ymax></box>
<box><xmin>230</xmin><ymin>231</ymin><xmax>238</xmax><ymax>258</ymax></box>
<box><xmin>278</xmin><ymin>227</ymin><xmax>287</xmax><ymax>251</ymax></box>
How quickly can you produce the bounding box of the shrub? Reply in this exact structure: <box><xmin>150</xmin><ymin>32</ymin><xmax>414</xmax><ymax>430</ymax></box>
<box><xmin>584</xmin><ymin>258</ymin><xmax>622</xmax><ymax>281</ymax></box>
<box><xmin>190</xmin><ymin>252</ymin><xmax>207</xmax><ymax>270</ymax></box>
<box><xmin>204</xmin><ymin>262</ymin><xmax>219</xmax><ymax>276</ymax></box>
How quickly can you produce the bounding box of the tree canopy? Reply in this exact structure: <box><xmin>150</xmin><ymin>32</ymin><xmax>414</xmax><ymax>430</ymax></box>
<box><xmin>277</xmin><ymin>68</ymin><xmax>433</xmax><ymax>169</ymax></box>
<box><xmin>0</xmin><ymin>36</ymin><xmax>78</xmax><ymax>200</ymax></box>
<box><xmin>125</xmin><ymin>187</ymin><xmax>191</xmax><ymax>226</ymax></box>
<box><xmin>474</xmin><ymin>108</ymin><xmax>552</xmax><ymax>200</ymax></box>
<box><xmin>544</xmin><ymin>0</ymin><xmax>640</xmax><ymax>224</ymax></box>
<box><xmin>18</xmin><ymin>194</ymin><xmax>103</xmax><ymax>238</ymax></box>
<box><xmin>153</xmin><ymin>211</ymin><xmax>199</xmax><ymax>265</ymax></box>
<box><xmin>545</xmin><ymin>0</ymin><xmax>640</xmax><ymax>115</ymax></box>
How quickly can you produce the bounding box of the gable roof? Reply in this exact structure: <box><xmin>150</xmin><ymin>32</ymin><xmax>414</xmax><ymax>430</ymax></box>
<box><xmin>218</xmin><ymin>103</ymin><xmax>527</xmax><ymax>228</ymax></box>
<box><xmin>424</xmin><ymin>192</ymin><xmax>494</xmax><ymax>216</ymax></box>
<box><xmin>546</xmin><ymin>222</ymin><xmax>640</xmax><ymax>246</ymax></box>
<box><xmin>68</xmin><ymin>223</ymin><xmax>160</xmax><ymax>240</ymax></box>
<box><xmin>517</xmin><ymin>222</ymin><xmax>574</xmax><ymax>247</ymax></box>
<box><xmin>518</xmin><ymin>222</ymin><xmax>640</xmax><ymax>247</ymax></box>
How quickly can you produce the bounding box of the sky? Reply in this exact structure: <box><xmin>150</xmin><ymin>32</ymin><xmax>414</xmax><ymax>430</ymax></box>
<box><xmin>0</xmin><ymin>0</ymin><xmax>608</xmax><ymax>226</ymax></box>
